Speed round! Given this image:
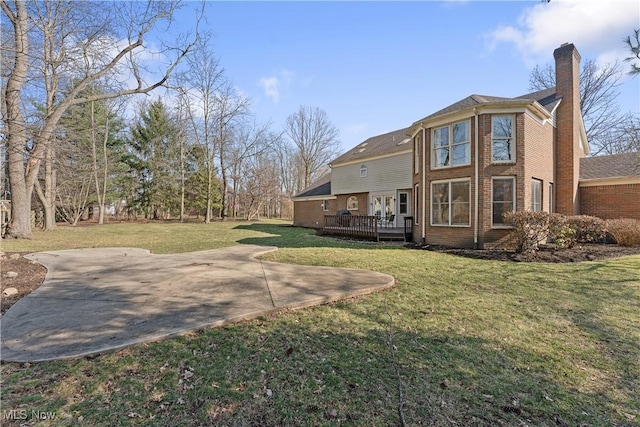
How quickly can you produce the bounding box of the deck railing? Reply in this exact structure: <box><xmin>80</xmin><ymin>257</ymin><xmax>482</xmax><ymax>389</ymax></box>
<box><xmin>322</xmin><ymin>215</ymin><xmax>378</xmax><ymax>241</ymax></box>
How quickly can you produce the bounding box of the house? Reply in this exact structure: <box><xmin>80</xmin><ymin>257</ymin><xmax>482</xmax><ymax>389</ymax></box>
<box><xmin>293</xmin><ymin>128</ymin><xmax>413</xmax><ymax>230</ymax></box>
<box><xmin>293</xmin><ymin>43</ymin><xmax>639</xmax><ymax>247</ymax></box>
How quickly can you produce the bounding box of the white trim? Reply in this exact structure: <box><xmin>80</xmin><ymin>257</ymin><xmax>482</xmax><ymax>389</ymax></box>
<box><xmin>421</xmin><ymin>127</ymin><xmax>426</xmax><ymax>239</ymax></box>
<box><xmin>398</xmin><ymin>191</ymin><xmax>409</xmax><ymax>215</ymax></box>
<box><xmin>531</xmin><ymin>178</ymin><xmax>543</xmax><ymax>212</ymax></box>
<box><xmin>347</xmin><ymin>195</ymin><xmax>359</xmax><ymax>210</ymax></box>
<box><xmin>491</xmin><ymin>176</ymin><xmax>516</xmax><ymax>228</ymax></box>
<box><xmin>491</xmin><ymin>114</ymin><xmax>516</xmax><ymax>164</ymax></box>
<box><xmin>579</xmin><ymin>176</ymin><xmax>640</xmax><ymax>187</ymax></box>
<box><xmin>293</xmin><ymin>195</ymin><xmax>337</xmax><ymax>202</ymax></box>
<box><xmin>409</xmin><ymin>101</ymin><xmax>551</xmax><ymax>136</ymax></box>
<box><xmin>474</xmin><ymin>109</ymin><xmax>479</xmax><ymax>247</ymax></box>
<box><xmin>430</xmin><ymin>178</ymin><xmax>472</xmax><ymax>227</ymax></box>
<box><xmin>431</xmin><ymin>119</ymin><xmax>471</xmax><ymax>169</ymax></box>
<box><xmin>414</xmin><ymin>184</ymin><xmax>420</xmax><ymax>226</ymax></box>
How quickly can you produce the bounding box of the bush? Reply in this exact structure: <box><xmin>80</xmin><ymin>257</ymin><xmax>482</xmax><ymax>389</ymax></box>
<box><xmin>548</xmin><ymin>214</ymin><xmax>605</xmax><ymax>248</ymax></box>
<box><xmin>548</xmin><ymin>214</ymin><xmax>575</xmax><ymax>249</ymax></box>
<box><xmin>606</xmin><ymin>219</ymin><xmax>640</xmax><ymax>246</ymax></box>
<box><xmin>566</xmin><ymin>215</ymin><xmax>606</xmax><ymax>244</ymax></box>
<box><xmin>503</xmin><ymin>211</ymin><xmax>550</xmax><ymax>254</ymax></box>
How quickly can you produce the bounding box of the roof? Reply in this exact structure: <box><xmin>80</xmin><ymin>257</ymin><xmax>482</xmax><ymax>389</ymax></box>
<box><xmin>294</xmin><ymin>174</ymin><xmax>332</xmax><ymax>198</ymax></box>
<box><xmin>330</xmin><ymin>127</ymin><xmax>411</xmax><ymax>166</ymax></box>
<box><xmin>580</xmin><ymin>152</ymin><xmax>640</xmax><ymax>180</ymax></box>
<box><xmin>408</xmin><ymin>88</ymin><xmax>560</xmax><ymax>136</ymax></box>
<box><xmin>516</xmin><ymin>87</ymin><xmax>561</xmax><ymax>113</ymax></box>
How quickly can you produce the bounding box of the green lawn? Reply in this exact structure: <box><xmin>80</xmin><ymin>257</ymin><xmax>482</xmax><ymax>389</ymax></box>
<box><xmin>1</xmin><ymin>221</ymin><xmax>639</xmax><ymax>426</ymax></box>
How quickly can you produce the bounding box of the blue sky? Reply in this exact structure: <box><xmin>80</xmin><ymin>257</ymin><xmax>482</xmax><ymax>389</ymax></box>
<box><xmin>173</xmin><ymin>1</ymin><xmax>640</xmax><ymax>153</ymax></box>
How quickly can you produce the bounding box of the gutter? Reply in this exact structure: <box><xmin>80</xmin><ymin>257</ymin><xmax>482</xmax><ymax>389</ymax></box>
<box><xmin>473</xmin><ymin>108</ymin><xmax>479</xmax><ymax>249</ymax></box>
<box><xmin>422</xmin><ymin>127</ymin><xmax>426</xmax><ymax>242</ymax></box>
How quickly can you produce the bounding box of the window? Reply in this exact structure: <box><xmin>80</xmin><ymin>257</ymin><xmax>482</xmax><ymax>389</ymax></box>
<box><xmin>492</xmin><ymin>115</ymin><xmax>515</xmax><ymax>163</ymax></box>
<box><xmin>414</xmin><ymin>184</ymin><xmax>420</xmax><ymax>225</ymax></box>
<box><xmin>360</xmin><ymin>165</ymin><xmax>367</xmax><ymax>177</ymax></box>
<box><xmin>347</xmin><ymin>196</ymin><xmax>358</xmax><ymax>211</ymax></box>
<box><xmin>548</xmin><ymin>183</ymin><xmax>553</xmax><ymax>213</ymax></box>
<box><xmin>432</xmin><ymin>120</ymin><xmax>471</xmax><ymax>169</ymax></box>
<box><xmin>431</xmin><ymin>179</ymin><xmax>470</xmax><ymax>226</ymax></box>
<box><xmin>414</xmin><ymin>135</ymin><xmax>420</xmax><ymax>174</ymax></box>
<box><xmin>531</xmin><ymin>179</ymin><xmax>542</xmax><ymax>212</ymax></box>
<box><xmin>399</xmin><ymin>192</ymin><xmax>408</xmax><ymax>215</ymax></box>
<box><xmin>321</xmin><ymin>200</ymin><xmax>329</xmax><ymax>211</ymax></box>
<box><xmin>492</xmin><ymin>177</ymin><xmax>515</xmax><ymax>226</ymax></box>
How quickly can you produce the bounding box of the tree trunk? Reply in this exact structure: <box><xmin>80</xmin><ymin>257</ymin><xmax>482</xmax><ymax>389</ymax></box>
<box><xmin>92</xmin><ymin>99</ymin><xmax>107</xmax><ymax>225</ymax></box>
<box><xmin>205</xmin><ymin>167</ymin><xmax>212</xmax><ymax>224</ymax></box>
<box><xmin>3</xmin><ymin>1</ymin><xmax>31</xmax><ymax>238</ymax></box>
<box><xmin>37</xmin><ymin>144</ymin><xmax>58</xmax><ymax>230</ymax></box>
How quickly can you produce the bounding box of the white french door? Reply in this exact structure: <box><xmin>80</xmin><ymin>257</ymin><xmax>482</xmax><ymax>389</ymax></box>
<box><xmin>371</xmin><ymin>195</ymin><xmax>394</xmax><ymax>220</ymax></box>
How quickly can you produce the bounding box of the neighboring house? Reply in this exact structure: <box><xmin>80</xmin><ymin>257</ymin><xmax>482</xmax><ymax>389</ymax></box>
<box><xmin>293</xmin><ymin>128</ymin><xmax>413</xmax><ymax>229</ymax></box>
<box><xmin>293</xmin><ymin>43</ymin><xmax>639</xmax><ymax>247</ymax></box>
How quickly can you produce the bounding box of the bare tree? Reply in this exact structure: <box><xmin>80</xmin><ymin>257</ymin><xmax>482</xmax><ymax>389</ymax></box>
<box><xmin>176</xmin><ymin>36</ymin><xmax>225</xmax><ymax>223</ymax></box>
<box><xmin>1</xmin><ymin>0</ymin><xmax>199</xmax><ymax>238</ymax></box>
<box><xmin>284</xmin><ymin>106</ymin><xmax>340</xmax><ymax>191</ymax></box>
<box><xmin>227</xmin><ymin>123</ymin><xmax>275</xmax><ymax>218</ymax></box>
<box><xmin>529</xmin><ymin>59</ymin><xmax>627</xmax><ymax>155</ymax></box>
<box><xmin>241</xmin><ymin>150</ymin><xmax>281</xmax><ymax>221</ymax></box>
<box><xmin>214</xmin><ymin>84</ymin><xmax>250</xmax><ymax>220</ymax></box>
<box><xmin>624</xmin><ymin>29</ymin><xmax>640</xmax><ymax>75</ymax></box>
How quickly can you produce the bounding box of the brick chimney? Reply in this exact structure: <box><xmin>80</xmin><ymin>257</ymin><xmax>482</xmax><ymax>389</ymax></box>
<box><xmin>554</xmin><ymin>43</ymin><xmax>586</xmax><ymax>215</ymax></box>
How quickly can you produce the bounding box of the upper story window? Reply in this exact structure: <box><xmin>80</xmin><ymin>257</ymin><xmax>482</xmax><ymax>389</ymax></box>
<box><xmin>360</xmin><ymin>165</ymin><xmax>368</xmax><ymax>177</ymax></box>
<box><xmin>492</xmin><ymin>115</ymin><xmax>515</xmax><ymax>163</ymax></box>
<box><xmin>432</xmin><ymin>120</ymin><xmax>470</xmax><ymax>169</ymax></box>
<box><xmin>347</xmin><ymin>196</ymin><xmax>359</xmax><ymax>211</ymax></box>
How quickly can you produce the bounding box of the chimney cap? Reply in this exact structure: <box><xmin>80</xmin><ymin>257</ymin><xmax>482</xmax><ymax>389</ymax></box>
<box><xmin>561</xmin><ymin>42</ymin><xmax>569</xmax><ymax>47</ymax></box>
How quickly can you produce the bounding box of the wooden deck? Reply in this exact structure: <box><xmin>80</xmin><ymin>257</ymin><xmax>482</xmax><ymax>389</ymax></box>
<box><xmin>321</xmin><ymin>215</ymin><xmax>412</xmax><ymax>242</ymax></box>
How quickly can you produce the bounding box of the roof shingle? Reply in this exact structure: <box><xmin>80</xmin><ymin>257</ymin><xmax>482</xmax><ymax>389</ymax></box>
<box><xmin>330</xmin><ymin>127</ymin><xmax>411</xmax><ymax>166</ymax></box>
<box><xmin>580</xmin><ymin>152</ymin><xmax>640</xmax><ymax>180</ymax></box>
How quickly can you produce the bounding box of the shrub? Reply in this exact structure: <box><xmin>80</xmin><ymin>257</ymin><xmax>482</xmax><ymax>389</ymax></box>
<box><xmin>548</xmin><ymin>214</ymin><xmax>606</xmax><ymax>248</ymax></box>
<box><xmin>565</xmin><ymin>215</ymin><xmax>607</xmax><ymax>244</ymax></box>
<box><xmin>606</xmin><ymin>219</ymin><xmax>640</xmax><ymax>246</ymax></box>
<box><xmin>503</xmin><ymin>211</ymin><xmax>550</xmax><ymax>254</ymax></box>
<box><xmin>548</xmin><ymin>214</ymin><xmax>576</xmax><ymax>249</ymax></box>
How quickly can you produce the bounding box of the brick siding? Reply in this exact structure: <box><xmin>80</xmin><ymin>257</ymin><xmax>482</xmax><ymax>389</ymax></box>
<box><xmin>580</xmin><ymin>184</ymin><xmax>640</xmax><ymax>220</ymax></box>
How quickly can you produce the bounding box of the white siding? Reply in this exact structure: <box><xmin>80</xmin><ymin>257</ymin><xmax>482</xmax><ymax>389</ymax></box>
<box><xmin>332</xmin><ymin>152</ymin><xmax>412</xmax><ymax>194</ymax></box>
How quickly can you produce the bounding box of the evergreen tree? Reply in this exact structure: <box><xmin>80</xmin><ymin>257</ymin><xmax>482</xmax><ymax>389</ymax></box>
<box><xmin>127</xmin><ymin>100</ymin><xmax>181</xmax><ymax>219</ymax></box>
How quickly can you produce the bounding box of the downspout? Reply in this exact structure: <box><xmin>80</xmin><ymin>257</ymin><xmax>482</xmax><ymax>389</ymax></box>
<box><xmin>422</xmin><ymin>127</ymin><xmax>426</xmax><ymax>241</ymax></box>
<box><xmin>473</xmin><ymin>108</ymin><xmax>479</xmax><ymax>249</ymax></box>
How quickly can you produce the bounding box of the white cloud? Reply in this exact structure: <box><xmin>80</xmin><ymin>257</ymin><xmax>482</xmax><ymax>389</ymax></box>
<box><xmin>259</xmin><ymin>76</ymin><xmax>281</xmax><ymax>104</ymax></box>
<box><xmin>488</xmin><ymin>0</ymin><xmax>639</xmax><ymax>66</ymax></box>
<box><xmin>258</xmin><ymin>69</ymin><xmax>294</xmax><ymax>104</ymax></box>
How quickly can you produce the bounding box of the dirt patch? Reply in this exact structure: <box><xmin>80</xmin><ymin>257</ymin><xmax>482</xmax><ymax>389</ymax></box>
<box><xmin>1</xmin><ymin>253</ymin><xmax>47</xmax><ymax>315</ymax></box>
<box><xmin>412</xmin><ymin>243</ymin><xmax>640</xmax><ymax>263</ymax></box>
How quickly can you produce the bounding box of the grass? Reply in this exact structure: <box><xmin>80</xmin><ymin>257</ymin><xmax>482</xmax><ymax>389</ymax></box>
<box><xmin>1</xmin><ymin>220</ymin><xmax>639</xmax><ymax>426</ymax></box>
